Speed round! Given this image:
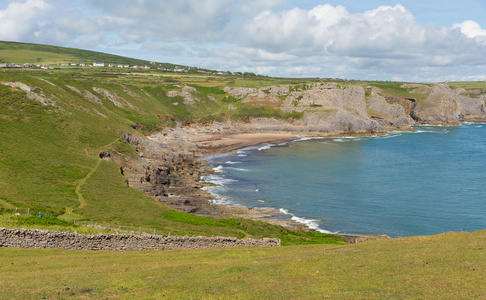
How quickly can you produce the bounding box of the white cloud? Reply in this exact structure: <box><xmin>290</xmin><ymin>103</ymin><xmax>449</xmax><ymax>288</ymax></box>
<box><xmin>89</xmin><ymin>0</ymin><xmax>240</xmax><ymax>43</ymax></box>
<box><xmin>453</xmin><ymin>20</ymin><xmax>486</xmax><ymax>38</ymax></box>
<box><xmin>229</xmin><ymin>4</ymin><xmax>486</xmax><ymax>81</ymax></box>
<box><xmin>0</xmin><ymin>0</ymin><xmax>53</xmax><ymax>41</ymax></box>
<box><xmin>452</xmin><ymin>20</ymin><xmax>486</xmax><ymax>46</ymax></box>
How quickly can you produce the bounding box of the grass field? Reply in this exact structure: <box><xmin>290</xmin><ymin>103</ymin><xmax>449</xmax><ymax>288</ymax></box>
<box><xmin>0</xmin><ymin>41</ymin><xmax>175</xmax><ymax>68</ymax></box>
<box><xmin>0</xmin><ymin>230</ymin><xmax>485</xmax><ymax>299</ymax></box>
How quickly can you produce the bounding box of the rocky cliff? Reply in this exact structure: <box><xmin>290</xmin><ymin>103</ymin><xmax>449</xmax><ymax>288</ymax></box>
<box><xmin>223</xmin><ymin>82</ymin><xmax>486</xmax><ymax>134</ymax></box>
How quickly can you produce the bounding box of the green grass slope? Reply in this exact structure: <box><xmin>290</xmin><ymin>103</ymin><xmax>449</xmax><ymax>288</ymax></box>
<box><xmin>1</xmin><ymin>230</ymin><xmax>485</xmax><ymax>299</ymax></box>
<box><xmin>0</xmin><ymin>40</ymin><xmax>177</xmax><ymax>68</ymax></box>
<box><xmin>0</xmin><ymin>45</ymin><xmax>345</xmax><ymax>245</ymax></box>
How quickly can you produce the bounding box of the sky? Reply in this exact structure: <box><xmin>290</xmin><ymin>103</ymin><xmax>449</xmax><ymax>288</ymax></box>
<box><xmin>1</xmin><ymin>0</ymin><xmax>486</xmax><ymax>82</ymax></box>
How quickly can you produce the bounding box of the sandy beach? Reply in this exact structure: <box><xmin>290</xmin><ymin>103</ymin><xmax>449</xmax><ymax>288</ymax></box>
<box><xmin>196</xmin><ymin>132</ymin><xmax>298</xmax><ymax>158</ymax></box>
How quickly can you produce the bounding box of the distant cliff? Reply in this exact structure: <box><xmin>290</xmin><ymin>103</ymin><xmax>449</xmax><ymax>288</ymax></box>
<box><xmin>221</xmin><ymin>82</ymin><xmax>486</xmax><ymax>134</ymax></box>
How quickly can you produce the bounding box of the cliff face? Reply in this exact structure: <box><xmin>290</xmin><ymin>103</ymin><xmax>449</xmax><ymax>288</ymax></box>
<box><xmin>225</xmin><ymin>83</ymin><xmax>386</xmax><ymax>134</ymax></box>
<box><xmin>225</xmin><ymin>82</ymin><xmax>486</xmax><ymax>133</ymax></box>
<box><xmin>407</xmin><ymin>84</ymin><xmax>486</xmax><ymax>124</ymax></box>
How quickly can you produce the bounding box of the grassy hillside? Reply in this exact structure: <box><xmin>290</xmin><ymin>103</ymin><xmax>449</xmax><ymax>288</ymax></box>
<box><xmin>1</xmin><ymin>230</ymin><xmax>485</xmax><ymax>299</ymax></box>
<box><xmin>0</xmin><ymin>41</ymin><xmax>177</xmax><ymax>68</ymax></box>
<box><xmin>0</xmin><ymin>45</ymin><xmax>346</xmax><ymax>245</ymax></box>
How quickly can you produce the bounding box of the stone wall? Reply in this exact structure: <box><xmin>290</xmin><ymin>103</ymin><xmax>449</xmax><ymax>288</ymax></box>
<box><xmin>0</xmin><ymin>228</ymin><xmax>280</xmax><ymax>251</ymax></box>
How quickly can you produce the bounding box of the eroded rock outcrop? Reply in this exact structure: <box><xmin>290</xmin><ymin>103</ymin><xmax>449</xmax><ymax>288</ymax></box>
<box><xmin>409</xmin><ymin>84</ymin><xmax>486</xmax><ymax>124</ymax></box>
<box><xmin>224</xmin><ymin>82</ymin><xmax>486</xmax><ymax>131</ymax></box>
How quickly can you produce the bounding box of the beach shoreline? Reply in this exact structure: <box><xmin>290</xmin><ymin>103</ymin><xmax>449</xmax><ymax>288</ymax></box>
<box><xmin>146</xmin><ymin>128</ymin><xmax>392</xmax><ymax>242</ymax></box>
<box><xmin>191</xmin><ymin>131</ymin><xmax>389</xmax><ymax>242</ymax></box>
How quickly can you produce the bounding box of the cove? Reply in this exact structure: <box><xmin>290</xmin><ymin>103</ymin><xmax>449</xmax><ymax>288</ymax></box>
<box><xmin>204</xmin><ymin>123</ymin><xmax>486</xmax><ymax>237</ymax></box>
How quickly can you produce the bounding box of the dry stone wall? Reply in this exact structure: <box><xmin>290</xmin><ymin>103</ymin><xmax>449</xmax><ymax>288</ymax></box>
<box><xmin>0</xmin><ymin>228</ymin><xmax>280</xmax><ymax>251</ymax></box>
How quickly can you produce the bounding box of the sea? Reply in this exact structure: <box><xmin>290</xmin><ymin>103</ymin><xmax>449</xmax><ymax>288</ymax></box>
<box><xmin>202</xmin><ymin>123</ymin><xmax>486</xmax><ymax>238</ymax></box>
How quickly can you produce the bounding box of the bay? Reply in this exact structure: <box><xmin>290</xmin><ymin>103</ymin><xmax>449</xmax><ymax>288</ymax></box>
<box><xmin>204</xmin><ymin>123</ymin><xmax>486</xmax><ymax>237</ymax></box>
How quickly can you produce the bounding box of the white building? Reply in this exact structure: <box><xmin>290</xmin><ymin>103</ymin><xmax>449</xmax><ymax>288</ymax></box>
<box><xmin>93</xmin><ymin>62</ymin><xmax>105</xmax><ymax>67</ymax></box>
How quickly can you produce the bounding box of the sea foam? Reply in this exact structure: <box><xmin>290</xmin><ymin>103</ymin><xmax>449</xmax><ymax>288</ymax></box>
<box><xmin>279</xmin><ymin>208</ymin><xmax>333</xmax><ymax>234</ymax></box>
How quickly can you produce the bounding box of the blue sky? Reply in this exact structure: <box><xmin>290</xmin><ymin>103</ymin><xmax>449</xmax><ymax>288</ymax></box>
<box><xmin>1</xmin><ymin>0</ymin><xmax>485</xmax><ymax>82</ymax></box>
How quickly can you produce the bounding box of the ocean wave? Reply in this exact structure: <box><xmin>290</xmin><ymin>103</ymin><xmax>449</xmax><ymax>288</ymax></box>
<box><xmin>236</xmin><ymin>149</ymin><xmax>248</xmax><ymax>156</ymax></box>
<box><xmin>225</xmin><ymin>167</ymin><xmax>250</xmax><ymax>172</ymax></box>
<box><xmin>332</xmin><ymin>138</ymin><xmax>361</xmax><ymax>142</ymax></box>
<box><xmin>461</xmin><ymin>122</ymin><xmax>486</xmax><ymax>126</ymax></box>
<box><xmin>213</xmin><ymin>165</ymin><xmax>224</xmax><ymax>172</ymax></box>
<box><xmin>225</xmin><ymin>161</ymin><xmax>241</xmax><ymax>165</ymax></box>
<box><xmin>278</xmin><ymin>208</ymin><xmax>333</xmax><ymax>233</ymax></box>
<box><xmin>236</xmin><ymin>143</ymin><xmax>278</xmax><ymax>154</ymax></box>
<box><xmin>208</xmin><ymin>195</ymin><xmax>242</xmax><ymax>206</ymax></box>
<box><xmin>414</xmin><ymin>128</ymin><xmax>450</xmax><ymax>134</ymax></box>
<box><xmin>290</xmin><ymin>216</ymin><xmax>333</xmax><ymax>234</ymax></box>
<box><xmin>258</xmin><ymin>144</ymin><xmax>274</xmax><ymax>151</ymax></box>
<box><xmin>373</xmin><ymin>132</ymin><xmax>402</xmax><ymax>139</ymax></box>
<box><xmin>202</xmin><ymin>174</ymin><xmax>237</xmax><ymax>186</ymax></box>
<box><xmin>295</xmin><ymin>136</ymin><xmax>325</xmax><ymax>142</ymax></box>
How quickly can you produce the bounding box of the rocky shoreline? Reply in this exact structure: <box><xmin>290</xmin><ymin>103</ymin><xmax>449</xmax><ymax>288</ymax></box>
<box><xmin>117</xmin><ymin>121</ymin><xmax>486</xmax><ymax>243</ymax></box>
<box><xmin>113</xmin><ymin>126</ymin><xmax>392</xmax><ymax>243</ymax></box>
<box><xmin>110</xmin><ymin>81</ymin><xmax>486</xmax><ymax>243</ymax></box>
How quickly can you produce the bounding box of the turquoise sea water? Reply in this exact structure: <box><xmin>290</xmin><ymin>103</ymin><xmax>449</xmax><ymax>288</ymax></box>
<box><xmin>204</xmin><ymin>123</ymin><xmax>486</xmax><ymax>237</ymax></box>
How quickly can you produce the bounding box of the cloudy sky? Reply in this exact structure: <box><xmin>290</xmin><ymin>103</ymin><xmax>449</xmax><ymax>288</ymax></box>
<box><xmin>1</xmin><ymin>0</ymin><xmax>486</xmax><ymax>82</ymax></box>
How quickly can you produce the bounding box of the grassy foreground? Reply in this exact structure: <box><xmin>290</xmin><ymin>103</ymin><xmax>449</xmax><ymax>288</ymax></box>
<box><xmin>1</xmin><ymin>230</ymin><xmax>485</xmax><ymax>299</ymax></box>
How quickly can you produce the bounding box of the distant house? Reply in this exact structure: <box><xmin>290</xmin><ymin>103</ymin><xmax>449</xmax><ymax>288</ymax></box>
<box><xmin>79</xmin><ymin>63</ymin><xmax>86</xmax><ymax>67</ymax></box>
<box><xmin>60</xmin><ymin>63</ymin><xmax>69</xmax><ymax>67</ymax></box>
<box><xmin>124</xmin><ymin>65</ymin><xmax>130</xmax><ymax>68</ymax></box>
<box><xmin>117</xmin><ymin>64</ymin><xmax>124</xmax><ymax>68</ymax></box>
<box><xmin>93</xmin><ymin>62</ymin><xmax>105</xmax><ymax>67</ymax></box>
<box><xmin>0</xmin><ymin>63</ymin><xmax>7</xmax><ymax>68</ymax></box>
<box><xmin>108</xmin><ymin>64</ymin><xmax>115</xmax><ymax>68</ymax></box>
<box><xmin>71</xmin><ymin>63</ymin><xmax>76</xmax><ymax>66</ymax></box>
